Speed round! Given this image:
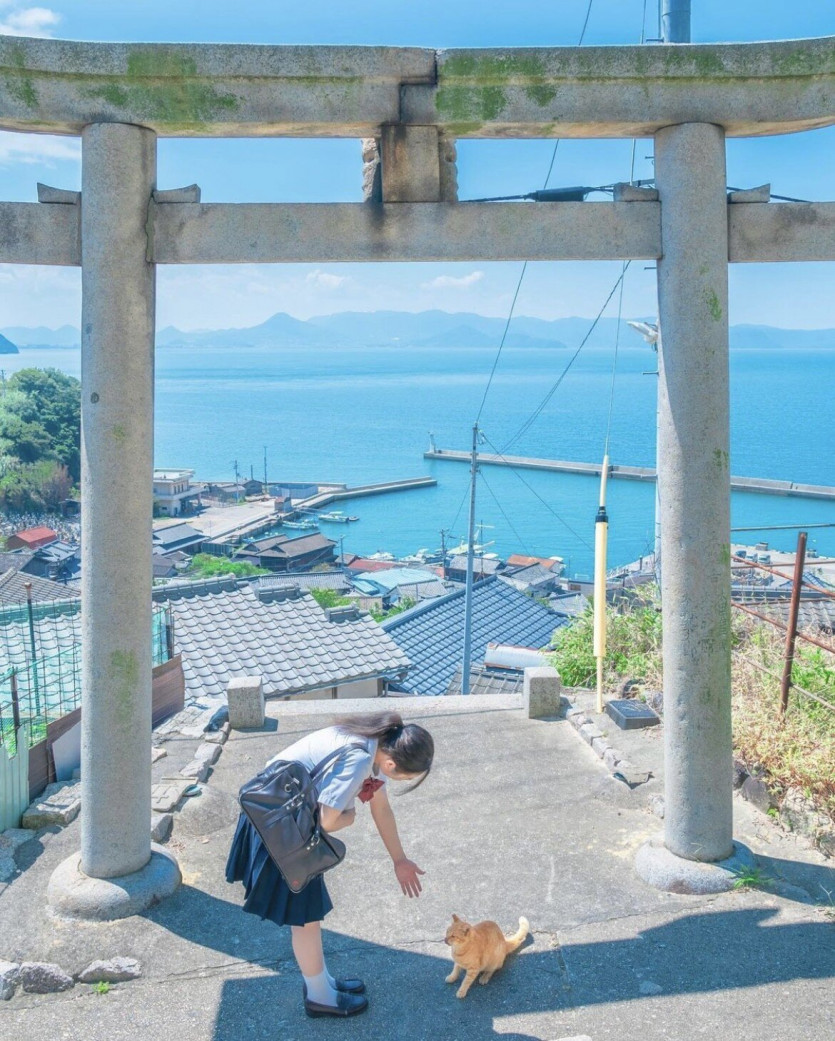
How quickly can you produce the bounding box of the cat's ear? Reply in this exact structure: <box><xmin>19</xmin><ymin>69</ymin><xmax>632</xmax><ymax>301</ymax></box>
<box><xmin>452</xmin><ymin>914</ymin><xmax>460</xmax><ymax>922</ymax></box>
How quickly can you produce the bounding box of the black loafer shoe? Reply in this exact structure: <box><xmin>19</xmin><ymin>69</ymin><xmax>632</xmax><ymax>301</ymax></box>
<box><xmin>334</xmin><ymin>977</ymin><xmax>366</xmax><ymax>995</ymax></box>
<box><xmin>303</xmin><ymin>991</ymin><xmax>368</xmax><ymax>1018</ymax></box>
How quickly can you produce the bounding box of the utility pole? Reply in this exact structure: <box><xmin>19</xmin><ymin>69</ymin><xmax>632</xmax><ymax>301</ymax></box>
<box><xmin>461</xmin><ymin>423</ymin><xmax>479</xmax><ymax>695</ymax></box>
<box><xmin>660</xmin><ymin>0</ymin><xmax>691</xmax><ymax>43</ymax></box>
<box><xmin>439</xmin><ymin>528</ymin><xmax>448</xmax><ymax>580</ymax></box>
<box><xmin>233</xmin><ymin>459</ymin><xmax>240</xmax><ymax>502</ymax></box>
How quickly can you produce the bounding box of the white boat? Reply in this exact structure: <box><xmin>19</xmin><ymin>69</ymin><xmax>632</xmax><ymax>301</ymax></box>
<box><xmin>282</xmin><ymin>518</ymin><xmax>318</xmax><ymax>530</ymax></box>
<box><xmin>368</xmin><ymin>550</ymin><xmax>395</xmax><ymax>561</ymax></box>
<box><xmin>318</xmin><ymin>510</ymin><xmax>358</xmax><ymax>523</ymax></box>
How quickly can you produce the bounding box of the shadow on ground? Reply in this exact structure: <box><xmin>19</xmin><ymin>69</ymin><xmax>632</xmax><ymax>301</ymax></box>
<box><xmin>149</xmin><ymin>883</ymin><xmax>835</xmax><ymax>1041</ymax></box>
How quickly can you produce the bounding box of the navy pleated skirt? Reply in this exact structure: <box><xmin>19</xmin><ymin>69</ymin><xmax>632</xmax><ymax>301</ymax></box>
<box><xmin>225</xmin><ymin>812</ymin><xmax>333</xmax><ymax>927</ymax></box>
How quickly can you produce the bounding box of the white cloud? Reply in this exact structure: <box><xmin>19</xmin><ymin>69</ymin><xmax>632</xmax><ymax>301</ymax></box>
<box><xmin>421</xmin><ymin>271</ymin><xmax>484</xmax><ymax>290</ymax></box>
<box><xmin>304</xmin><ymin>269</ymin><xmax>349</xmax><ymax>289</ymax></box>
<box><xmin>0</xmin><ymin>131</ymin><xmax>81</xmax><ymax>167</ymax></box>
<box><xmin>0</xmin><ymin>5</ymin><xmax>61</xmax><ymax>36</ymax></box>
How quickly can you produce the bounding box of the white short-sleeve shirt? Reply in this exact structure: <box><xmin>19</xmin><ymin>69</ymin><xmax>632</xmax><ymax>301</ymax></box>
<box><xmin>267</xmin><ymin>726</ymin><xmax>384</xmax><ymax>812</ymax></box>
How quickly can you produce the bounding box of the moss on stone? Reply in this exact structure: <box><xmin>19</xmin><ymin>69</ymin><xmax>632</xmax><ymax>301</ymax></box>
<box><xmin>705</xmin><ymin>288</ymin><xmax>723</xmax><ymax>322</ymax></box>
<box><xmin>82</xmin><ymin>48</ymin><xmax>238</xmax><ymax>128</ymax></box>
<box><xmin>109</xmin><ymin>649</ymin><xmax>139</xmax><ymax>729</ymax></box>
<box><xmin>3</xmin><ymin>44</ymin><xmax>38</xmax><ymax>108</ymax></box>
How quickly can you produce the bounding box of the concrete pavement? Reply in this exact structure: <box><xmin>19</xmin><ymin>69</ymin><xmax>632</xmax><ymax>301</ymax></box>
<box><xmin>1</xmin><ymin>693</ymin><xmax>833</xmax><ymax>1041</ymax></box>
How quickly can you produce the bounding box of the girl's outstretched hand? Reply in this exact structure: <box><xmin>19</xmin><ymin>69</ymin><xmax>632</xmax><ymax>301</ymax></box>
<box><xmin>394</xmin><ymin>858</ymin><xmax>425</xmax><ymax>898</ymax></box>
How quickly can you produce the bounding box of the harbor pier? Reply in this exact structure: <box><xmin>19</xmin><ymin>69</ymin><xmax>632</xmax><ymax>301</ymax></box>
<box><xmin>425</xmin><ymin>449</ymin><xmax>835</xmax><ymax>501</ymax></box>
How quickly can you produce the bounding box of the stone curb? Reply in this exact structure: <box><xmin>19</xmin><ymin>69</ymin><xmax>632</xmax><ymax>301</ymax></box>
<box><xmin>560</xmin><ymin>695</ymin><xmax>653</xmax><ymax>791</ymax></box>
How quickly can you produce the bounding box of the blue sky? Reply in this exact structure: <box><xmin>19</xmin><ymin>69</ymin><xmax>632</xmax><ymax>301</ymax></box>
<box><xmin>0</xmin><ymin>0</ymin><xmax>833</xmax><ymax>331</ymax></box>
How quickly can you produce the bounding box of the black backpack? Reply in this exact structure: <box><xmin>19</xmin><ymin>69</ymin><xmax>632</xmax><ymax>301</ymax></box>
<box><xmin>238</xmin><ymin>743</ymin><xmax>364</xmax><ymax>893</ymax></box>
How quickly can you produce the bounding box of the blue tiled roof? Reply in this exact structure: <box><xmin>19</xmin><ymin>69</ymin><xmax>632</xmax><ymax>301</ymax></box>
<box><xmin>382</xmin><ymin>575</ymin><xmax>569</xmax><ymax>696</ymax></box>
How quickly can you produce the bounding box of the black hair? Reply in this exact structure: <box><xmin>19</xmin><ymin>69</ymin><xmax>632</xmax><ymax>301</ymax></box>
<box><xmin>335</xmin><ymin>711</ymin><xmax>434</xmax><ymax>792</ymax></box>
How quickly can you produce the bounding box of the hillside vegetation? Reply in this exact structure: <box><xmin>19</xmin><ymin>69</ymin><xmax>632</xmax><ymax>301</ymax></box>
<box><xmin>0</xmin><ymin>368</ymin><xmax>80</xmax><ymax>511</ymax></box>
<box><xmin>550</xmin><ymin>588</ymin><xmax>835</xmax><ymax>823</ymax></box>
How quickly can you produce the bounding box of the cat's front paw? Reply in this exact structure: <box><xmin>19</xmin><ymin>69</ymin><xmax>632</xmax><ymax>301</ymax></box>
<box><xmin>444</xmin><ymin>972</ymin><xmax>458</xmax><ymax>984</ymax></box>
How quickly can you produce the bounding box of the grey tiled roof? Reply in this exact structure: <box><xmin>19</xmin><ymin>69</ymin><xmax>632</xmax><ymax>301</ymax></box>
<box><xmin>151</xmin><ymin>576</ymin><xmax>411</xmax><ymax>700</ymax></box>
<box><xmin>254</xmin><ymin>572</ymin><xmax>351</xmax><ymax>592</ymax></box>
<box><xmin>444</xmin><ymin>664</ymin><xmax>527</xmax><ymax>696</ymax></box>
<box><xmin>0</xmin><ymin>568</ymin><xmax>78</xmax><ymax>606</ymax></box>
<box><xmin>757</xmin><ymin>598</ymin><xmax>835</xmax><ymax>634</ymax></box>
<box><xmin>447</xmin><ymin>555</ymin><xmax>502</xmax><ymax>575</ymax></box>
<box><xmin>382</xmin><ymin>575</ymin><xmax>569</xmax><ymax>697</ymax></box>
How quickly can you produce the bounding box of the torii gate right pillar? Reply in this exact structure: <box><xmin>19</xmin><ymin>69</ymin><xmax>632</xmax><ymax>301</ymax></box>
<box><xmin>637</xmin><ymin>122</ymin><xmax>753</xmax><ymax>891</ymax></box>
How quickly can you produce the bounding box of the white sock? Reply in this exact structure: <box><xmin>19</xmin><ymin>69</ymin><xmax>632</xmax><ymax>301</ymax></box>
<box><xmin>323</xmin><ymin>960</ymin><xmax>337</xmax><ymax>989</ymax></box>
<box><xmin>304</xmin><ymin>969</ymin><xmax>338</xmax><ymax>1006</ymax></box>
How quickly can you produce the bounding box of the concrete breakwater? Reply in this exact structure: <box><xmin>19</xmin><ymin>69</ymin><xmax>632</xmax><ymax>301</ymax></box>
<box><xmin>425</xmin><ymin>450</ymin><xmax>835</xmax><ymax>501</ymax></box>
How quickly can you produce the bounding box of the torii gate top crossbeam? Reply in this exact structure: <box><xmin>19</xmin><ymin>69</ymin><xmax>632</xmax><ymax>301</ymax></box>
<box><xmin>1</xmin><ymin>35</ymin><xmax>833</xmax><ymax>139</ymax></box>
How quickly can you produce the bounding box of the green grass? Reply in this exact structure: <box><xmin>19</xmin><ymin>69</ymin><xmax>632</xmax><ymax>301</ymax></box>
<box><xmin>731</xmin><ymin>865</ymin><xmax>773</xmax><ymax>890</ymax></box>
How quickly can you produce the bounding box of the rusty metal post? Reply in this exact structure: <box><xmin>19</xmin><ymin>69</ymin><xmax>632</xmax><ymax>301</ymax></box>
<box><xmin>779</xmin><ymin>531</ymin><xmax>808</xmax><ymax>716</ymax></box>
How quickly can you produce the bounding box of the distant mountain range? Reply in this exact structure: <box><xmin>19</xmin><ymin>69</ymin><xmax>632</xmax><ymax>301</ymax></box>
<box><xmin>4</xmin><ymin>311</ymin><xmax>835</xmax><ymax>352</ymax></box>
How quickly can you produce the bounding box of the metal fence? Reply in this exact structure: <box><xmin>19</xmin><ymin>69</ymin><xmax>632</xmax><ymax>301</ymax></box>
<box><xmin>0</xmin><ymin>601</ymin><xmax>172</xmax><ymax>757</ymax></box>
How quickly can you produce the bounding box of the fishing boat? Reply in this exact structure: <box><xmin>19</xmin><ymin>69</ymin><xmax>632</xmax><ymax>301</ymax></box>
<box><xmin>281</xmin><ymin>518</ymin><xmax>318</xmax><ymax>530</ymax></box>
<box><xmin>317</xmin><ymin>510</ymin><xmax>359</xmax><ymax>523</ymax></box>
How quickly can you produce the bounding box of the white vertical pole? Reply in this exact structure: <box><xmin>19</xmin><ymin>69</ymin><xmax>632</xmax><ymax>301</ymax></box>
<box><xmin>461</xmin><ymin>423</ymin><xmax>478</xmax><ymax>695</ymax></box>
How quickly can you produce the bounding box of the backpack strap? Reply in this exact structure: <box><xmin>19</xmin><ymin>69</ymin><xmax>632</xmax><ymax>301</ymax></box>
<box><xmin>309</xmin><ymin>741</ymin><xmax>368</xmax><ymax>783</ymax></box>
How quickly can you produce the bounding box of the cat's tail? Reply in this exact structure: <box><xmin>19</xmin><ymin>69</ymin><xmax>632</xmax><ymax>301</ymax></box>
<box><xmin>504</xmin><ymin>916</ymin><xmax>530</xmax><ymax>954</ymax></box>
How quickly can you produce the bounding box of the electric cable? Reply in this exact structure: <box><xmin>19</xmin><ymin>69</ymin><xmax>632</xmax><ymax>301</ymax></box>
<box><xmin>478</xmin><ymin>467</ymin><xmax>532</xmax><ymax>557</ymax></box>
<box><xmin>480</xmin><ymin>432</ymin><xmax>594</xmax><ymax>551</ymax></box>
<box><xmin>501</xmin><ymin>262</ymin><xmax>632</xmax><ymax>453</ymax></box>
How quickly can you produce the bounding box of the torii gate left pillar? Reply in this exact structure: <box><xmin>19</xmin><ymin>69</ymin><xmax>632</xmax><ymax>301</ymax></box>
<box><xmin>48</xmin><ymin>123</ymin><xmax>181</xmax><ymax>917</ymax></box>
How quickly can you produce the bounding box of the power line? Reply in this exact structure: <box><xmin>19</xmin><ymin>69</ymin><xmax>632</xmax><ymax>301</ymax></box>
<box><xmin>480</xmin><ymin>432</ymin><xmax>594</xmax><ymax>551</ymax></box>
<box><xmin>501</xmin><ymin>262</ymin><xmax>632</xmax><ymax>453</ymax></box>
<box><xmin>477</xmin><ymin>467</ymin><xmax>531</xmax><ymax>556</ymax></box>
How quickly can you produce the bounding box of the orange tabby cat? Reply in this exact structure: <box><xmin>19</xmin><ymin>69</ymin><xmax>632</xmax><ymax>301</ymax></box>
<box><xmin>444</xmin><ymin>913</ymin><xmax>530</xmax><ymax>998</ymax></box>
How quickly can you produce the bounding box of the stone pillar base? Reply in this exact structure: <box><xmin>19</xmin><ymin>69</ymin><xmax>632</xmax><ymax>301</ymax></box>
<box><xmin>47</xmin><ymin>845</ymin><xmax>181</xmax><ymax>920</ymax></box>
<box><xmin>636</xmin><ymin>834</ymin><xmax>755</xmax><ymax>895</ymax></box>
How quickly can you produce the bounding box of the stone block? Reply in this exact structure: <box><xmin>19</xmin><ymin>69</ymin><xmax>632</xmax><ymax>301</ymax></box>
<box><xmin>741</xmin><ymin>774</ymin><xmax>776</xmax><ymax>814</ymax></box>
<box><xmin>603</xmin><ymin>747</ymin><xmax>621</xmax><ymax>771</ymax></box>
<box><xmin>151</xmin><ymin>778</ymin><xmax>193</xmax><ymax>813</ymax></box>
<box><xmin>180</xmin><ymin>760</ymin><xmax>210</xmax><ymax>783</ymax></box>
<box><xmin>21</xmin><ymin>781</ymin><xmax>81</xmax><ymax>829</ymax></box>
<box><xmin>523</xmin><ymin>667</ymin><xmax>562</xmax><ymax>719</ymax></box>
<box><xmin>227</xmin><ymin>675</ymin><xmax>264</xmax><ymax>729</ymax></box>
<box><xmin>151</xmin><ymin>812</ymin><xmax>173</xmax><ymax>843</ymax></box>
<box><xmin>613</xmin><ymin>182</ymin><xmax>659</xmax><ymax>201</ymax></box>
<box><xmin>20</xmin><ymin>962</ymin><xmax>74</xmax><ymax>994</ymax></box>
<box><xmin>591</xmin><ymin>736</ymin><xmax>609</xmax><ymax>758</ymax></box>
<box><xmin>0</xmin><ymin>828</ymin><xmax>35</xmax><ymax>854</ymax></box>
<box><xmin>78</xmin><ymin>957</ymin><xmax>141</xmax><ymax>984</ymax></box>
<box><xmin>194</xmin><ymin>742</ymin><xmax>222</xmax><ymax>766</ymax></box>
<box><xmin>578</xmin><ymin>723</ymin><xmax>604</xmax><ymax>745</ymax></box>
<box><xmin>0</xmin><ymin>961</ymin><xmax>20</xmax><ymax>1001</ymax></box>
<box><xmin>203</xmin><ymin>727</ymin><xmax>228</xmax><ymax>745</ymax></box>
<box><xmin>151</xmin><ymin>745</ymin><xmax>167</xmax><ymax>763</ymax></box>
<box><xmin>0</xmin><ymin>853</ymin><xmax>16</xmax><ymax>882</ymax></box>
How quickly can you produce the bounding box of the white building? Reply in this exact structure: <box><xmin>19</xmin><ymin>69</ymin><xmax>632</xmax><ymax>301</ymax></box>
<box><xmin>152</xmin><ymin>469</ymin><xmax>199</xmax><ymax>517</ymax></box>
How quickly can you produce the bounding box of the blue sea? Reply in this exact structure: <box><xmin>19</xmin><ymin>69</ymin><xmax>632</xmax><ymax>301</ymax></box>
<box><xmin>4</xmin><ymin>344</ymin><xmax>833</xmax><ymax>575</ymax></box>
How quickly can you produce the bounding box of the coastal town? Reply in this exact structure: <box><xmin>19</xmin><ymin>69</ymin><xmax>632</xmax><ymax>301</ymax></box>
<box><xmin>1</xmin><ymin>4</ymin><xmax>834</xmax><ymax>1036</ymax></box>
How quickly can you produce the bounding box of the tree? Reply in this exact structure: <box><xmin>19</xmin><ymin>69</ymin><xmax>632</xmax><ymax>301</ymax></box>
<box><xmin>5</xmin><ymin>368</ymin><xmax>81</xmax><ymax>480</ymax></box>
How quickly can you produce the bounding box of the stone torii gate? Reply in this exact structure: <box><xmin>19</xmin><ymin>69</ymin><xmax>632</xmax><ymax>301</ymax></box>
<box><xmin>1</xmin><ymin>35</ymin><xmax>834</xmax><ymax>915</ymax></box>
